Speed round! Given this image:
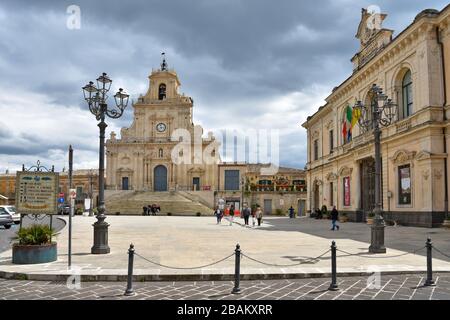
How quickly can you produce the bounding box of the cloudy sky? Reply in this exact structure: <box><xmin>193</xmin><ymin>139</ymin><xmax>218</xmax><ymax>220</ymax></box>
<box><xmin>0</xmin><ymin>0</ymin><xmax>448</xmax><ymax>173</ymax></box>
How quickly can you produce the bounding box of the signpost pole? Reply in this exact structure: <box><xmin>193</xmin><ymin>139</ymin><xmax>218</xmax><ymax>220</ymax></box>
<box><xmin>68</xmin><ymin>145</ymin><xmax>73</xmax><ymax>269</ymax></box>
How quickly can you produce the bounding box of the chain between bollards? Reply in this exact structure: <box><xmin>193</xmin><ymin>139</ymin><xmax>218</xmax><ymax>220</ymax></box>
<box><xmin>424</xmin><ymin>237</ymin><xmax>435</xmax><ymax>287</ymax></box>
<box><xmin>124</xmin><ymin>243</ymin><xmax>136</xmax><ymax>296</ymax></box>
<box><xmin>231</xmin><ymin>244</ymin><xmax>241</xmax><ymax>294</ymax></box>
<box><xmin>328</xmin><ymin>240</ymin><xmax>338</xmax><ymax>291</ymax></box>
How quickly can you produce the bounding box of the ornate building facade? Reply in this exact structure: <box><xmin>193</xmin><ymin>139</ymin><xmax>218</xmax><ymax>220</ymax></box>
<box><xmin>302</xmin><ymin>7</ymin><xmax>450</xmax><ymax>227</ymax></box>
<box><xmin>104</xmin><ymin>56</ymin><xmax>307</xmax><ymax>214</ymax></box>
<box><xmin>105</xmin><ymin>56</ymin><xmax>220</xmax><ymax>192</ymax></box>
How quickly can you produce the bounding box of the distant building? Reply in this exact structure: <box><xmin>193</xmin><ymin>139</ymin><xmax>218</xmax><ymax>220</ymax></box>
<box><xmin>217</xmin><ymin>163</ymin><xmax>306</xmax><ymax>215</ymax></box>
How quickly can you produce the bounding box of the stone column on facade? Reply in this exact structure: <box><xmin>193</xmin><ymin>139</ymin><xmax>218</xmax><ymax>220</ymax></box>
<box><xmin>432</xmin><ymin>161</ymin><xmax>445</xmax><ymax>212</ymax></box>
<box><xmin>419</xmin><ymin>163</ymin><xmax>433</xmax><ymax>212</ymax></box>
<box><xmin>112</xmin><ymin>152</ymin><xmax>118</xmax><ymax>189</ymax></box>
<box><xmin>354</xmin><ymin>160</ymin><xmax>361</xmax><ymax>211</ymax></box>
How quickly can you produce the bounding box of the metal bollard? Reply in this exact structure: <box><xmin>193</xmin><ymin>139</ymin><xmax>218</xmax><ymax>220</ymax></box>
<box><xmin>328</xmin><ymin>241</ymin><xmax>339</xmax><ymax>291</ymax></box>
<box><xmin>231</xmin><ymin>244</ymin><xmax>241</xmax><ymax>294</ymax></box>
<box><xmin>424</xmin><ymin>237</ymin><xmax>435</xmax><ymax>287</ymax></box>
<box><xmin>124</xmin><ymin>243</ymin><xmax>136</xmax><ymax>296</ymax></box>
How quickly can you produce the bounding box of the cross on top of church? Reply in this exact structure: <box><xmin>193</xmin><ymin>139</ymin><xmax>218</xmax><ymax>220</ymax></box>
<box><xmin>161</xmin><ymin>52</ymin><xmax>168</xmax><ymax>71</ymax></box>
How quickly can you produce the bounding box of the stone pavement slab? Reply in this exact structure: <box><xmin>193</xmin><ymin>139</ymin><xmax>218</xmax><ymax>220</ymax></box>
<box><xmin>0</xmin><ymin>216</ymin><xmax>449</xmax><ymax>281</ymax></box>
<box><xmin>1</xmin><ymin>273</ymin><xmax>450</xmax><ymax>300</ymax></box>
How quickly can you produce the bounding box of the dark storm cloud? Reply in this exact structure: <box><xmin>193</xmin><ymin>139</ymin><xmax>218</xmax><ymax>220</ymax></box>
<box><xmin>0</xmin><ymin>0</ymin><xmax>448</xmax><ymax>170</ymax></box>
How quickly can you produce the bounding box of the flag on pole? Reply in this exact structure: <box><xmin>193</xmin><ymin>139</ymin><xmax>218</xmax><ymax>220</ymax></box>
<box><xmin>352</xmin><ymin>107</ymin><xmax>361</xmax><ymax>129</ymax></box>
<box><xmin>342</xmin><ymin>105</ymin><xmax>353</xmax><ymax>143</ymax></box>
<box><xmin>346</xmin><ymin>106</ymin><xmax>353</xmax><ymax>141</ymax></box>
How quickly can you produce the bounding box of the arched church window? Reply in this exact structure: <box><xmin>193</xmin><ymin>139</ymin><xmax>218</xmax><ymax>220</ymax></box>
<box><xmin>159</xmin><ymin>148</ymin><xmax>163</xmax><ymax>158</ymax></box>
<box><xmin>159</xmin><ymin>84</ymin><xmax>166</xmax><ymax>100</ymax></box>
<box><xmin>402</xmin><ymin>70</ymin><xmax>413</xmax><ymax>118</ymax></box>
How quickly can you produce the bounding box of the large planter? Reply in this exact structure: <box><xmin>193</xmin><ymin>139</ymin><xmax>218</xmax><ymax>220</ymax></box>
<box><xmin>12</xmin><ymin>242</ymin><xmax>57</xmax><ymax>264</ymax></box>
<box><xmin>443</xmin><ymin>220</ymin><xmax>450</xmax><ymax>229</ymax></box>
<box><xmin>339</xmin><ymin>216</ymin><xmax>349</xmax><ymax>223</ymax></box>
<box><xmin>366</xmin><ymin>218</ymin><xmax>374</xmax><ymax>225</ymax></box>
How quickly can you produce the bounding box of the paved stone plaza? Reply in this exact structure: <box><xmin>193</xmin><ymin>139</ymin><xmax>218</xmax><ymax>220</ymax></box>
<box><xmin>1</xmin><ymin>216</ymin><xmax>449</xmax><ymax>281</ymax></box>
<box><xmin>1</xmin><ymin>274</ymin><xmax>450</xmax><ymax>300</ymax></box>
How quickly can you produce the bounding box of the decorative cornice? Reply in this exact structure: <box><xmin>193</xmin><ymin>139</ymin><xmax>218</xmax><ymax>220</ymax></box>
<box><xmin>325</xmin><ymin>120</ymin><xmax>334</xmax><ymax>130</ymax></box>
<box><xmin>313</xmin><ymin>178</ymin><xmax>323</xmax><ymax>186</ymax></box>
<box><xmin>338</xmin><ymin>166</ymin><xmax>353</xmax><ymax>177</ymax></box>
<box><xmin>391</xmin><ymin>149</ymin><xmax>416</xmax><ymax>164</ymax></box>
<box><xmin>326</xmin><ymin>172</ymin><xmax>338</xmax><ymax>181</ymax></box>
<box><xmin>415</xmin><ymin>150</ymin><xmax>431</xmax><ymax>161</ymax></box>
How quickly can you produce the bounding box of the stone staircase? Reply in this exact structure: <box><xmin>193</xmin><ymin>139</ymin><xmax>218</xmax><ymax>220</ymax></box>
<box><xmin>105</xmin><ymin>190</ymin><xmax>214</xmax><ymax>216</ymax></box>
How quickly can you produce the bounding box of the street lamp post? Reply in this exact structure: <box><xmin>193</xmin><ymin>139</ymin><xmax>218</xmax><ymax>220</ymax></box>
<box><xmin>88</xmin><ymin>169</ymin><xmax>95</xmax><ymax>217</ymax></box>
<box><xmin>241</xmin><ymin>177</ymin><xmax>245</xmax><ymax>211</ymax></box>
<box><xmin>82</xmin><ymin>73</ymin><xmax>129</xmax><ymax>254</ymax></box>
<box><xmin>353</xmin><ymin>84</ymin><xmax>397</xmax><ymax>254</ymax></box>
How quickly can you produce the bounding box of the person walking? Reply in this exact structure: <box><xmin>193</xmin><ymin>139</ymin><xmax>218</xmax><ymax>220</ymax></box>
<box><xmin>229</xmin><ymin>205</ymin><xmax>235</xmax><ymax>226</ymax></box>
<box><xmin>251</xmin><ymin>208</ymin><xmax>256</xmax><ymax>227</ymax></box>
<box><xmin>243</xmin><ymin>204</ymin><xmax>251</xmax><ymax>226</ymax></box>
<box><xmin>288</xmin><ymin>206</ymin><xmax>295</xmax><ymax>219</ymax></box>
<box><xmin>256</xmin><ymin>207</ymin><xmax>263</xmax><ymax>226</ymax></box>
<box><xmin>214</xmin><ymin>207</ymin><xmax>222</xmax><ymax>224</ymax></box>
<box><xmin>330</xmin><ymin>206</ymin><xmax>340</xmax><ymax>231</ymax></box>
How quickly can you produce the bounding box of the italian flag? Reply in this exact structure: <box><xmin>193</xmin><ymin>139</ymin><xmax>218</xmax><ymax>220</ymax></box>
<box><xmin>342</xmin><ymin>105</ymin><xmax>353</xmax><ymax>143</ymax></box>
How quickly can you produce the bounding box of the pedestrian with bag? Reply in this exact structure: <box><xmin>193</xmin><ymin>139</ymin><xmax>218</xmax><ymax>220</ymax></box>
<box><xmin>256</xmin><ymin>206</ymin><xmax>263</xmax><ymax>226</ymax></box>
<box><xmin>330</xmin><ymin>206</ymin><xmax>340</xmax><ymax>231</ymax></box>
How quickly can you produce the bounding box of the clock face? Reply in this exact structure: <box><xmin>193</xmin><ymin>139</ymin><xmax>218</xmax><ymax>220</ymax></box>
<box><xmin>156</xmin><ymin>123</ymin><xmax>166</xmax><ymax>132</ymax></box>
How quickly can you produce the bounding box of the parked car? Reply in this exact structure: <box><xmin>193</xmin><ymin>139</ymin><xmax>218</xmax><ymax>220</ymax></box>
<box><xmin>0</xmin><ymin>207</ymin><xmax>13</xmax><ymax>229</ymax></box>
<box><xmin>0</xmin><ymin>205</ymin><xmax>20</xmax><ymax>224</ymax></box>
<box><xmin>58</xmin><ymin>204</ymin><xmax>71</xmax><ymax>215</ymax></box>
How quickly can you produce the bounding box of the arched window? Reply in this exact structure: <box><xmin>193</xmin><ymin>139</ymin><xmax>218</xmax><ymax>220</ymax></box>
<box><xmin>159</xmin><ymin>148</ymin><xmax>163</xmax><ymax>158</ymax></box>
<box><xmin>402</xmin><ymin>70</ymin><xmax>413</xmax><ymax>118</ymax></box>
<box><xmin>158</xmin><ymin>84</ymin><xmax>166</xmax><ymax>100</ymax></box>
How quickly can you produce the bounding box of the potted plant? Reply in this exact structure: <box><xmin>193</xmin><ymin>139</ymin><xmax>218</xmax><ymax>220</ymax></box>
<box><xmin>366</xmin><ymin>212</ymin><xmax>375</xmax><ymax>225</ymax></box>
<box><xmin>339</xmin><ymin>212</ymin><xmax>349</xmax><ymax>223</ymax></box>
<box><xmin>12</xmin><ymin>224</ymin><xmax>57</xmax><ymax>264</ymax></box>
<box><xmin>275</xmin><ymin>208</ymin><xmax>284</xmax><ymax>216</ymax></box>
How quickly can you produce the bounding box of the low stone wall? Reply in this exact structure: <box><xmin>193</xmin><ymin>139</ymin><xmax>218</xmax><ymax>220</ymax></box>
<box><xmin>338</xmin><ymin>210</ymin><xmax>446</xmax><ymax>228</ymax></box>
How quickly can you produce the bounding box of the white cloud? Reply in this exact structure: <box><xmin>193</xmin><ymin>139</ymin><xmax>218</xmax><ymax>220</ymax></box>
<box><xmin>0</xmin><ymin>88</ymin><xmax>121</xmax><ymax>172</ymax></box>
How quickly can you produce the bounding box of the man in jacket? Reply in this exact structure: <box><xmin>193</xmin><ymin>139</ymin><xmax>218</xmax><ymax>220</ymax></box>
<box><xmin>331</xmin><ymin>206</ymin><xmax>340</xmax><ymax>231</ymax></box>
<box><xmin>243</xmin><ymin>204</ymin><xmax>251</xmax><ymax>226</ymax></box>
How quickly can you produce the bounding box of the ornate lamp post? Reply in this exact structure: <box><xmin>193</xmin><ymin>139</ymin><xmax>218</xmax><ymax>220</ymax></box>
<box><xmin>82</xmin><ymin>73</ymin><xmax>129</xmax><ymax>254</ymax></box>
<box><xmin>353</xmin><ymin>83</ymin><xmax>397</xmax><ymax>254</ymax></box>
<box><xmin>88</xmin><ymin>169</ymin><xmax>96</xmax><ymax>217</ymax></box>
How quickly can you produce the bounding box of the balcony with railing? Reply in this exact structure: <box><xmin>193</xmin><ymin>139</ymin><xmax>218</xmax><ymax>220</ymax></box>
<box><xmin>249</xmin><ymin>184</ymin><xmax>307</xmax><ymax>193</ymax></box>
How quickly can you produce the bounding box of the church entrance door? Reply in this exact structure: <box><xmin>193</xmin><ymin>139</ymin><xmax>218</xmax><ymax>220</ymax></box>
<box><xmin>154</xmin><ymin>165</ymin><xmax>168</xmax><ymax>191</ymax></box>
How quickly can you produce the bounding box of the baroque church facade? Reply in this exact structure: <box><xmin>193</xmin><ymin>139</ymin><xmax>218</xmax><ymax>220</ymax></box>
<box><xmin>105</xmin><ymin>56</ymin><xmax>220</xmax><ymax>192</ymax></box>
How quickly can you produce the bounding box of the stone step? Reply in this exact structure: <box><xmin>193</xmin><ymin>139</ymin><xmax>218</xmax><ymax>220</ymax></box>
<box><xmin>105</xmin><ymin>191</ymin><xmax>214</xmax><ymax>216</ymax></box>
